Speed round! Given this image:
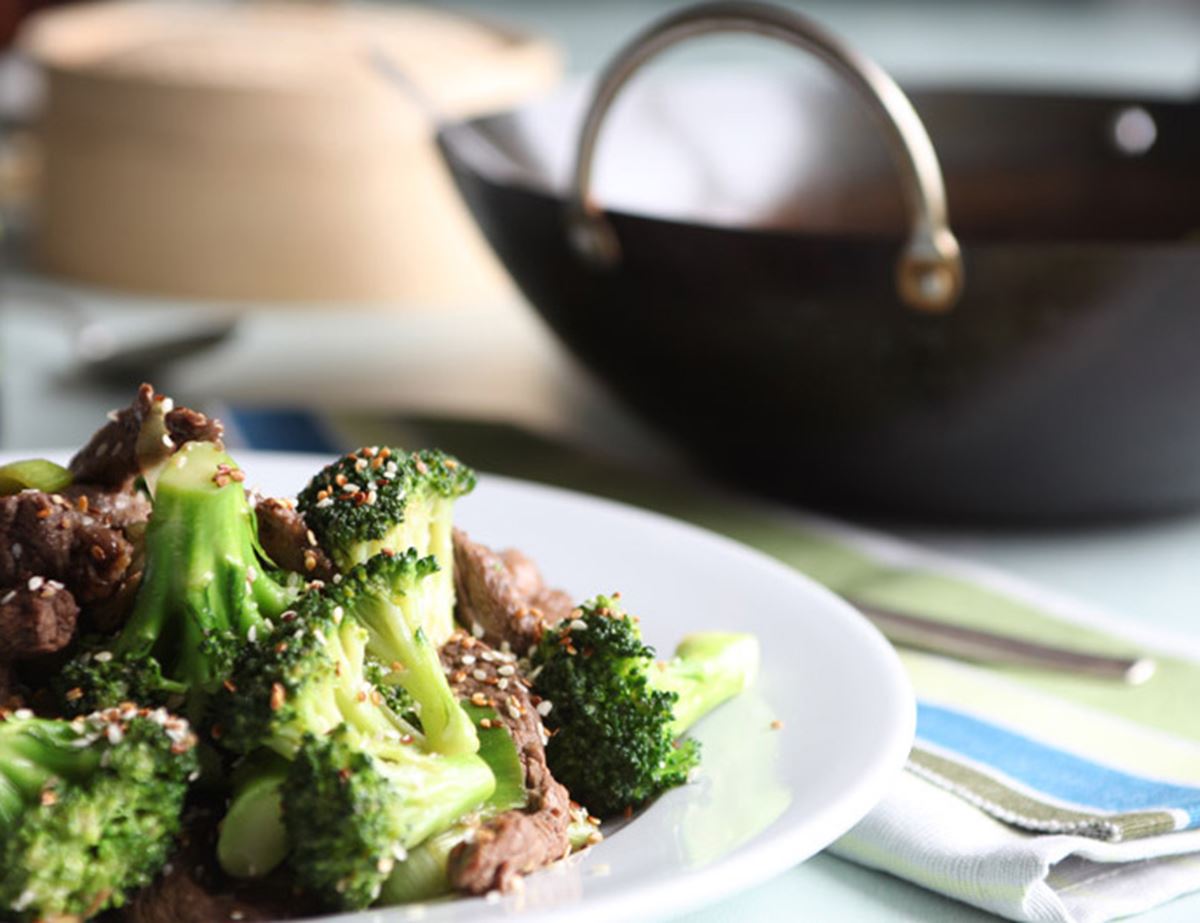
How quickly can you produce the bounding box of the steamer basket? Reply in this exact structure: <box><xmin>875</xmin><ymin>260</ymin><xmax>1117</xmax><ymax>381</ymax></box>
<box><xmin>19</xmin><ymin>1</ymin><xmax>560</xmax><ymax>304</ymax></box>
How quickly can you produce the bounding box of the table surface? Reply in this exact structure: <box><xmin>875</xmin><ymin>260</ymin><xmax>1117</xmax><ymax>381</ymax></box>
<box><xmin>5</xmin><ymin>2</ymin><xmax>1200</xmax><ymax>920</ymax></box>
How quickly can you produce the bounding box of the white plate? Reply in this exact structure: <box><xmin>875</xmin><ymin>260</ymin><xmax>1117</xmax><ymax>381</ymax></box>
<box><xmin>11</xmin><ymin>450</ymin><xmax>915</xmax><ymax>923</ymax></box>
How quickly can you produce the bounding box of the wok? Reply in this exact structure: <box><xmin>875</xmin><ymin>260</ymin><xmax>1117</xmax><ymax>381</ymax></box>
<box><xmin>439</xmin><ymin>1</ymin><xmax>1200</xmax><ymax>522</ymax></box>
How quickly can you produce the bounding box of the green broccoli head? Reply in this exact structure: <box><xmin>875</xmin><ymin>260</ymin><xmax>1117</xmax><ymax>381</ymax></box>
<box><xmin>63</xmin><ymin>442</ymin><xmax>300</xmax><ymax>712</ymax></box>
<box><xmin>0</xmin><ymin>706</ymin><xmax>198</xmax><ymax>921</ymax></box>
<box><xmin>283</xmin><ymin>726</ymin><xmax>495</xmax><ymax>910</ymax></box>
<box><xmin>532</xmin><ymin>596</ymin><xmax>698</xmax><ymax>816</ymax></box>
<box><xmin>532</xmin><ymin>596</ymin><xmax>758</xmax><ymax>818</ymax></box>
<box><xmin>214</xmin><ymin>587</ymin><xmax>416</xmax><ymax>760</ymax></box>
<box><xmin>326</xmin><ymin>551</ymin><xmax>478</xmax><ymax>757</ymax></box>
<box><xmin>55</xmin><ymin>643</ymin><xmax>188</xmax><ymax>717</ymax></box>
<box><xmin>297</xmin><ymin>447</ymin><xmax>475</xmax><ymax>646</ymax></box>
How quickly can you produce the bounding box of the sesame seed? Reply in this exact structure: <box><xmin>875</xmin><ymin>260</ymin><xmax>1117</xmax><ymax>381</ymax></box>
<box><xmin>460</xmin><ymin>654</ymin><xmax>476</xmax><ymax>666</ymax></box>
<box><xmin>94</xmin><ymin>651</ymin><xmax>113</xmax><ymax>663</ymax></box>
<box><xmin>26</xmin><ymin>576</ymin><xmax>44</xmax><ymax>591</ymax></box>
<box><xmin>497</xmin><ymin>664</ymin><xmax>516</xmax><ymax>677</ymax></box>
<box><xmin>0</xmin><ymin>590</ymin><xmax>15</xmax><ymax>605</ymax></box>
<box><xmin>536</xmin><ymin>700</ymin><xmax>553</xmax><ymax>717</ymax></box>
<box><xmin>770</xmin><ymin>719</ymin><xmax>784</xmax><ymax>731</ymax></box>
<box><xmin>569</xmin><ymin>619</ymin><xmax>588</xmax><ymax>632</ymax></box>
<box><xmin>472</xmin><ymin>669</ymin><xmax>488</xmax><ymax>681</ymax></box>
<box><xmin>11</xmin><ymin>543</ymin><xmax>21</xmax><ymax>560</ymax></box>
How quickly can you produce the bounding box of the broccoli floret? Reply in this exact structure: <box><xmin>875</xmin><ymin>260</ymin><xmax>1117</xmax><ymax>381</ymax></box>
<box><xmin>212</xmin><ymin>558</ymin><xmax>483</xmax><ymax>882</ymax></box>
<box><xmin>61</xmin><ymin>442</ymin><xmax>299</xmax><ymax>712</ymax></box>
<box><xmin>531</xmin><ymin>595</ymin><xmax>759</xmax><ymax>817</ymax></box>
<box><xmin>377</xmin><ymin>702</ymin><xmax>528</xmax><ymax>905</ymax></box>
<box><xmin>214</xmin><ymin>585</ymin><xmax>419</xmax><ymax>760</ymax></box>
<box><xmin>297</xmin><ymin>447</ymin><xmax>475</xmax><ymax>646</ymax></box>
<box><xmin>283</xmin><ymin>726</ymin><xmax>495</xmax><ymax>910</ymax></box>
<box><xmin>327</xmin><ymin>551</ymin><xmax>478</xmax><ymax>757</ymax></box>
<box><xmin>0</xmin><ymin>706</ymin><xmax>198</xmax><ymax>921</ymax></box>
<box><xmin>56</xmin><ymin>643</ymin><xmax>187</xmax><ymax>716</ymax></box>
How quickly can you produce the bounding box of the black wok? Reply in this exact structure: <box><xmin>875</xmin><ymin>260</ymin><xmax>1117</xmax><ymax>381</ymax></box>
<box><xmin>439</xmin><ymin>1</ymin><xmax>1200</xmax><ymax>523</ymax></box>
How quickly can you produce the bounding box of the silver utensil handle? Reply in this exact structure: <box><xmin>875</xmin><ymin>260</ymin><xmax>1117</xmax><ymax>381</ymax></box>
<box><xmin>853</xmin><ymin>599</ymin><xmax>1156</xmax><ymax>684</ymax></box>
<box><xmin>566</xmin><ymin>0</ymin><xmax>964</xmax><ymax>313</ymax></box>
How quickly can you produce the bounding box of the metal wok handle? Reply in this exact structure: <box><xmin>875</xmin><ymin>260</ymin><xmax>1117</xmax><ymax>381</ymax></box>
<box><xmin>567</xmin><ymin>0</ymin><xmax>964</xmax><ymax>313</ymax></box>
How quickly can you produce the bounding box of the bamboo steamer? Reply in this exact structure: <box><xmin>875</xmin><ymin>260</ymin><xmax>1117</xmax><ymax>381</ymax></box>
<box><xmin>18</xmin><ymin>1</ymin><xmax>561</xmax><ymax>304</ymax></box>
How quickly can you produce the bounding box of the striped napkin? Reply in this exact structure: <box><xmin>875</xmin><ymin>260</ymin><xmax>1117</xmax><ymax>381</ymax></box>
<box><xmin>224</xmin><ymin>409</ymin><xmax>1200</xmax><ymax>923</ymax></box>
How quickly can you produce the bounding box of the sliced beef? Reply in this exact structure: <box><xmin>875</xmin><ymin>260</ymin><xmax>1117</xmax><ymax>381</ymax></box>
<box><xmin>440</xmin><ymin>631</ymin><xmax>572</xmax><ymax>894</ymax></box>
<box><xmin>0</xmin><ymin>661</ymin><xmax>22</xmax><ymax>709</ymax></box>
<box><xmin>0</xmin><ymin>490</ymin><xmax>136</xmax><ymax>605</ymax></box>
<box><xmin>125</xmin><ymin>864</ymin><xmax>293</xmax><ymax>923</ymax></box>
<box><xmin>498</xmin><ymin>549</ymin><xmax>543</xmax><ymax>599</ymax></box>
<box><xmin>63</xmin><ymin>483</ymin><xmax>152</xmax><ymax>530</ymax></box>
<box><xmin>124</xmin><ymin>815</ymin><xmax>298</xmax><ymax>923</ymax></box>
<box><xmin>69</xmin><ymin>383</ymin><xmax>223</xmax><ymax>489</ymax></box>
<box><xmin>453</xmin><ymin>530</ymin><xmax>574</xmax><ymax>656</ymax></box>
<box><xmin>0</xmin><ymin>581</ymin><xmax>78</xmax><ymax>659</ymax></box>
<box><xmin>254</xmin><ymin>496</ymin><xmax>335</xmax><ymax>580</ymax></box>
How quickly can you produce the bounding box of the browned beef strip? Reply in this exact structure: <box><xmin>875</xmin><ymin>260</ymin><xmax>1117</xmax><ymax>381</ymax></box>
<box><xmin>69</xmin><ymin>383</ymin><xmax>223</xmax><ymax>489</ymax></box>
<box><xmin>62</xmin><ymin>483</ymin><xmax>152</xmax><ymax>530</ymax></box>
<box><xmin>253</xmin><ymin>496</ymin><xmax>335</xmax><ymax>580</ymax></box>
<box><xmin>124</xmin><ymin>864</ymin><xmax>294</xmax><ymax>923</ymax></box>
<box><xmin>528</xmin><ymin>587</ymin><xmax>575</xmax><ymax>627</ymax></box>
<box><xmin>0</xmin><ymin>491</ymin><xmax>135</xmax><ymax>605</ymax></box>
<box><xmin>453</xmin><ymin>530</ymin><xmax>574</xmax><ymax>656</ymax></box>
<box><xmin>123</xmin><ymin>814</ymin><xmax>299</xmax><ymax>923</ymax></box>
<box><xmin>498</xmin><ymin>548</ymin><xmax>543</xmax><ymax>599</ymax></box>
<box><xmin>0</xmin><ymin>661</ymin><xmax>22</xmax><ymax>708</ymax></box>
<box><xmin>0</xmin><ymin>582</ymin><xmax>78</xmax><ymax>659</ymax></box>
<box><xmin>440</xmin><ymin>631</ymin><xmax>572</xmax><ymax>894</ymax></box>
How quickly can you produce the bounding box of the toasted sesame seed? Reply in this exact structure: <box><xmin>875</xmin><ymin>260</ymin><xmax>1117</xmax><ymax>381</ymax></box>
<box><xmin>770</xmin><ymin>719</ymin><xmax>784</xmax><ymax>731</ymax></box>
<box><xmin>472</xmin><ymin>669</ymin><xmax>488</xmax><ymax>681</ymax></box>
<box><xmin>497</xmin><ymin>664</ymin><xmax>516</xmax><ymax>677</ymax></box>
<box><xmin>270</xmin><ymin>684</ymin><xmax>286</xmax><ymax>710</ymax></box>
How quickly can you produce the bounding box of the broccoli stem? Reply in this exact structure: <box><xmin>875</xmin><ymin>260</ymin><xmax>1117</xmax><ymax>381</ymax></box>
<box><xmin>378</xmin><ymin>826</ymin><xmax>463</xmax><ymax>905</ymax></box>
<box><xmin>218</xmin><ymin>752</ymin><xmax>291</xmax><ymax>879</ymax></box>
<box><xmin>652</xmin><ymin>633</ymin><xmax>761</xmax><ymax>738</ymax></box>
<box><xmin>377</xmin><ymin>750</ymin><xmax>495</xmax><ymax>848</ymax></box>
<box><xmin>114</xmin><ymin>442</ymin><xmax>291</xmax><ymax>691</ymax></box>
<box><xmin>354</xmin><ymin>589</ymin><xmax>478</xmax><ymax>758</ymax></box>
<box><xmin>0</xmin><ymin>459</ymin><xmax>72</xmax><ymax>495</ymax></box>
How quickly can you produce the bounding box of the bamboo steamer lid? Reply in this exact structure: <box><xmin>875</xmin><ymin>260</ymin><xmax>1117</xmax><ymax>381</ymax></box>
<box><xmin>19</xmin><ymin>1</ymin><xmax>561</xmax><ymax>304</ymax></box>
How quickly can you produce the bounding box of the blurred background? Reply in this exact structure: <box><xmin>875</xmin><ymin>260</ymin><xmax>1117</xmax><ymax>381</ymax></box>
<box><xmin>2</xmin><ymin>0</ymin><xmax>1200</xmax><ymax>523</ymax></box>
